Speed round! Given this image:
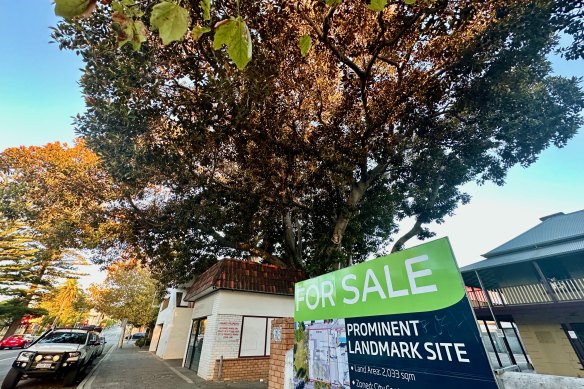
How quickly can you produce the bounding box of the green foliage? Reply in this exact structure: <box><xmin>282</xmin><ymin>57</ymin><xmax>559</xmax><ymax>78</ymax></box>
<box><xmin>299</xmin><ymin>35</ymin><xmax>312</xmax><ymax>57</ymax></box>
<box><xmin>325</xmin><ymin>0</ymin><xmax>342</xmax><ymax>6</ymax></box>
<box><xmin>39</xmin><ymin>279</ymin><xmax>89</xmax><ymax>327</ymax></box>
<box><xmin>0</xmin><ymin>220</ymin><xmax>38</xmax><ymax>297</ymax></box>
<box><xmin>52</xmin><ymin>0</ymin><xmax>584</xmax><ymax>281</ymax></box>
<box><xmin>135</xmin><ymin>337</ymin><xmax>151</xmax><ymax>348</ymax></box>
<box><xmin>200</xmin><ymin>0</ymin><xmax>211</xmax><ymax>22</ymax></box>
<box><xmin>54</xmin><ymin>0</ymin><xmax>92</xmax><ymax>19</ymax></box>
<box><xmin>150</xmin><ymin>1</ymin><xmax>190</xmax><ymax>45</ymax></box>
<box><xmin>0</xmin><ymin>299</ymin><xmax>46</xmax><ymax>327</ymax></box>
<box><xmin>112</xmin><ymin>12</ymin><xmax>148</xmax><ymax>51</ymax></box>
<box><xmin>192</xmin><ymin>25</ymin><xmax>211</xmax><ymax>41</ymax></box>
<box><xmin>368</xmin><ymin>0</ymin><xmax>388</xmax><ymax>12</ymax></box>
<box><xmin>0</xmin><ymin>142</ymin><xmax>118</xmax><ymax>332</ymax></box>
<box><xmin>552</xmin><ymin>0</ymin><xmax>584</xmax><ymax>59</ymax></box>
<box><xmin>89</xmin><ymin>265</ymin><xmax>158</xmax><ymax>327</ymax></box>
<box><xmin>213</xmin><ymin>17</ymin><xmax>253</xmax><ymax>70</ymax></box>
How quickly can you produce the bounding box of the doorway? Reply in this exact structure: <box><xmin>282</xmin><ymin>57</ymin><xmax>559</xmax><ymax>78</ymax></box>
<box><xmin>562</xmin><ymin>323</ymin><xmax>584</xmax><ymax>367</ymax></box>
<box><xmin>185</xmin><ymin>318</ymin><xmax>207</xmax><ymax>372</ymax></box>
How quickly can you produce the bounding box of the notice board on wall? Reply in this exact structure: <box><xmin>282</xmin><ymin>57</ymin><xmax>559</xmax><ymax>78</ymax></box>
<box><xmin>293</xmin><ymin>237</ymin><xmax>499</xmax><ymax>389</ymax></box>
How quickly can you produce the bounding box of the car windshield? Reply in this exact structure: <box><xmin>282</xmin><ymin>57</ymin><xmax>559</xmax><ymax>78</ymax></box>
<box><xmin>39</xmin><ymin>332</ymin><xmax>87</xmax><ymax>344</ymax></box>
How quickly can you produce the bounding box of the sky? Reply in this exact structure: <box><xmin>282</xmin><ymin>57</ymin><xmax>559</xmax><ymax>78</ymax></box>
<box><xmin>0</xmin><ymin>2</ymin><xmax>583</xmax><ymax>287</ymax></box>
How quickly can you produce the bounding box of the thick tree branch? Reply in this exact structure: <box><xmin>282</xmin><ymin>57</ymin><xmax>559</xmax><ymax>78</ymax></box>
<box><xmin>207</xmin><ymin>229</ymin><xmax>289</xmax><ymax>268</ymax></box>
<box><xmin>299</xmin><ymin>6</ymin><xmax>366</xmax><ymax>79</ymax></box>
<box><xmin>283</xmin><ymin>211</ymin><xmax>302</xmax><ymax>268</ymax></box>
<box><xmin>330</xmin><ymin>162</ymin><xmax>389</xmax><ymax>249</ymax></box>
<box><xmin>391</xmin><ymin>218</ymin><xmax>423</xmax><ymax>253</ymax></box>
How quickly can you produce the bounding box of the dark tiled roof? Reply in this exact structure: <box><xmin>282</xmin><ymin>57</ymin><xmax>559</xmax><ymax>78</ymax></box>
<box><xmin>184</xmin><ymin>260</ymin><xmax>305</xmax><ymax>301</ymax></box>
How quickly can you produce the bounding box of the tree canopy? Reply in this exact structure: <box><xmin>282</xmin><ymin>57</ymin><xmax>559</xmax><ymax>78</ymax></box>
<box><xmin>39</xmin><ymin>278</ymin><xmax>89</xmax><ymax>328</ymax></box>
<box><xmin>0</xmin><ymin>141</ymin><xmax>118</xmax><ymax>335</ymax></box>
<box><xmin>53</xmin><ymin>0</ymin><xmax>584</xmax><ymax>282</ymax></box>
<box><xmin>88</xmin><ymin>262</ymin><xmax>158</xmax><ymax>326</ymax></box>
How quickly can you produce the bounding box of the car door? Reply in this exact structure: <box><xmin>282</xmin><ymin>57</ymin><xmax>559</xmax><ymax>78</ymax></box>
<box><xmin>88</xmin><ymin>332</ymin><xmax>99</xmax><ymax>359</ymax></box>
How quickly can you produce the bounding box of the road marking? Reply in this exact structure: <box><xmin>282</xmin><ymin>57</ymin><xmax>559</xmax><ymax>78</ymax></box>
<box><xmin>77</xmin><ymin>344</ymin><xmax>116</xmax><ymax>389</ymax></box>
<box><xmin>0</xmin><ymin>357</ymin><xmax>16</xmax><ymax>362</ymax></box>
<box><xmin>162</xmin><ymin>360</ymin><xmax>194</xmax><ymax>384</ymax></box>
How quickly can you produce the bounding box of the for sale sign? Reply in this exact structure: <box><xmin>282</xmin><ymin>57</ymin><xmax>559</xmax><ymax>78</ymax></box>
<box><xmin>293</xmin><ymin>238</ymin><xmax>498</xmax><ymax>389</ymax></box>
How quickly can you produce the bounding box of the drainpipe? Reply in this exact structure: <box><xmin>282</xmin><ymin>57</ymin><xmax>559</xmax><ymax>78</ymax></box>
<box><xmin>475</xmin><ymin>271</ymin><xmax>517</xmax><ymax>366</ymax></box>
<box><xmin>218</xmin><ymin>355</ymin><xmax>223</xmax><ymax>381</ymax></box>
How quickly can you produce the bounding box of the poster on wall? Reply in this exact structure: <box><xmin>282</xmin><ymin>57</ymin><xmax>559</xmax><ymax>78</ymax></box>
<box><xmin>293</xmin><ymin>238</ymin><xmax>499</xmax><ymax>389</ymax></box>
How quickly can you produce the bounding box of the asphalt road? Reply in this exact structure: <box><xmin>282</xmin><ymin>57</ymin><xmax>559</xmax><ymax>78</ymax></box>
<box><xmin>0</xmin><ymin>327</ymin><xmax>121</xmax><ymax>389</ymax></box>
<box><xmin>0</xmin><ymin>349</ymin><xmax>24</xmax><ymax>377</ymax></box>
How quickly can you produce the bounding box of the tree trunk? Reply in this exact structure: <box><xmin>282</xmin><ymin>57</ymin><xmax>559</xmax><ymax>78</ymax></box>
<box><xmin>328</xmin><ymin>163</ymin><xmax>388</xmax><ymax>262</ymax></box>
<box><xmin>118</xmin><ymin>318</ymin><xmax>128</xmax><ymax>348</ymax></box>
<box><xmin>2</xmin><ymin>317</ymin><xmax>22</xmax><ymax>339</ymax></box>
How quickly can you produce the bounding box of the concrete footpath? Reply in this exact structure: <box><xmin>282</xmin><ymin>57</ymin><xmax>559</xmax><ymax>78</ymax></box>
<box><xmin>78</xmin><ymin>346</ymin><xmax>268</xmax><ymax>389</ymax></box>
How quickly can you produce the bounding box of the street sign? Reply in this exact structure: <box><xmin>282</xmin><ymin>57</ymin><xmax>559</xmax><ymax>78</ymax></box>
<box><xmin>293</xmin><ymin>238</ymin><xmax>499</xmax><ymax>389</ymax></box>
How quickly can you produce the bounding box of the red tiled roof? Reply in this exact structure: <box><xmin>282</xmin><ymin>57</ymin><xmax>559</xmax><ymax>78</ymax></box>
<box><xmin>184</xmin><ymin>260</ymin><xmax>305</xmax><ymax>301</ymax></box>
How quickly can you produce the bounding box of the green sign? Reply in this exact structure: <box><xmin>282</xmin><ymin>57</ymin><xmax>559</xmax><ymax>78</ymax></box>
<box><xmin>294</xmin><ymin>238</ymin><xmax>464</xmax><ymax>322</ymax></box>
<box><xmin>293</xmin><ymin>238</ymin><xmax>499</xmax><ymax>389</ymax></box>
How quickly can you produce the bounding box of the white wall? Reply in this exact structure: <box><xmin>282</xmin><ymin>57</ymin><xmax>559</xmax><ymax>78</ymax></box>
<box><xmin>149</xmin><ymin>288</ymin><xmax>193</xmax><ymax>359</ymax></box>
<box><xmin>215</xmin><ymin>290</ymin><xmax>295</xmax><ymax>317</ymax></box>
<box><xmin>194</xmin><ymin>292</ymin><xmax>223</xmax><ymax>379</ymax></box>
<box><xmin>192</xmin><ymin>291</ymin><xmax>216</xmax><ymax>319</ymax></box>
<box><xmin>191</xmin><ymin>290</ymin><xmax>295</xmax><ymax>380</ymax></box>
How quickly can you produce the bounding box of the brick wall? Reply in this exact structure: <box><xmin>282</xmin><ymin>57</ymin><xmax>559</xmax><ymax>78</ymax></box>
<box><xmin>268</xmin><ymin>318</ymin><xmax>295</xmax><ymax>389</ymax></box>
<box><xmin>211</xmin><ymin>357</ymin><xmax>270</xmax><ymax>381</ymax></box>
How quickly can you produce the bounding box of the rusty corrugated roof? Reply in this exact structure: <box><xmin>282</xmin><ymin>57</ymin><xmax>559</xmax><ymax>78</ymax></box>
<box><xmin>184</xmin><ymin>259</ymin><xmax>305</xmax><ymax>301</ymax></box>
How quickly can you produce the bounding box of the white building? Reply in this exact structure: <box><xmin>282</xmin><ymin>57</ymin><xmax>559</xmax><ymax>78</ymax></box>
<box><xmin>149</xmin><ymin>287</ymin><xmax>193</xmax><ymax>360</ymax></box>
<box><xmin>181</xmin><ymin>260</ymin><xmax>304</xmax><ymax>381</ymax></box>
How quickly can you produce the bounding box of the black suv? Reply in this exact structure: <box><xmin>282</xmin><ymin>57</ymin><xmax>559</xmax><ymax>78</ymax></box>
<box><xmin>1</xmin><ymin>328</ymin><xmax>101</xmax><ymax>388</ymax></box>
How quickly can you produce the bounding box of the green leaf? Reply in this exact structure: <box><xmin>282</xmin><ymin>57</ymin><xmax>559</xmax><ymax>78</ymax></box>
<box><xmin>150</xmin><ymin>1</ymin><xmax>190</xmax><ymax>45</ymax></box>
<box><xmin>368</xmin><ymin>0</ymin><xmax>387</xmax><ymax>12</ymax></box>
<box><xmin>213</xmin><ymin>17</ymin><xmax>253</xmax><ymax>70</ymax></box>
<box><xmin>299</xmin><ymin>35</ymin><xmax>312</xmax><ymax>57</ymax></box>
<box><xmin>114</xmin><ymin>12</ymin><xmax>148</xmax><ymax>51</ymax></box>
<box><xmin>54</xmin><ymin>0</ymin><xmax>91</xmax><ymax>19</ymax></box>
<box><xmin>325</xmin><ymin>0</ymin><xmax>342</xmax><ymax>6</ymax></box>
<box><xmin>200</xmin><ymin>0</ymin><xmax>211</xmax><ymax>21</ymax></box>
<box><xmin>192</xmin><ymin>25</ymin><xmax>211</xmax><ymax>41</ymax></box>
<box><xmin>130</xmin><ymin>21</ymin><xmax>148</xmax><ymax>51</ymax></box>
<box><xmin>404</xmin><ymin>0</ymin><xmax>416</xmax><ymax>4</ymax></box>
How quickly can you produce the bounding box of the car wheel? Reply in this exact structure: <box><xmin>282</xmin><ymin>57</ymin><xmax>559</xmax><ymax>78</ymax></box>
<box><xmin>1</xmin><ymin>367</ymin><xmax>23</xmax><ymax>389</ymax></box>
<box><xmin>62</xmin><ymin>367</ymin><xmax>80</xmax><ymax>387</ymax></box>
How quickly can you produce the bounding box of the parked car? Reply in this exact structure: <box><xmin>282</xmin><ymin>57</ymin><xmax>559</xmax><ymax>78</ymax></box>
<box><xmin>0</xmin><ymin>335</ymin><xmax>28</xmax><ymax>350</ymax></box>
<box><xmin>1</xmin><ymin>328</ymin><xmax>101</xmax><ymax>389</ymax></box>
<box><xmin>124</xmin><ymin>332</ymin><xmax>145</xmax><ymax>344</ymax></box>
<box><xmin>96</xmin><ymin>336</ymin><xmax>106</xmax><ymax>356</ymax></box>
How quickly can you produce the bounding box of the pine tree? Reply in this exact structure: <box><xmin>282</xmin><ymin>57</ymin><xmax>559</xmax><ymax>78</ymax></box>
<box><xmin>0</xmin><ymin>219</ymin><xmax>47</xmax><ymax>337</ymax></box>
<box><xmin>0</xmin><ymin>219</ymin><xmax>38</xmax><ymax>296</ymax></box>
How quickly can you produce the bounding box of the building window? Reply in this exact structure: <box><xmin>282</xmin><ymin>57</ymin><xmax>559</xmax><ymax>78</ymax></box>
<box><xmin>176</xmin><ymin>292</ymin><xmax>188</xmax><ymax>307</ymax></box>
<box><xmin>239</xmin><ymin>316</ymin><xmax>277</xmax><ymax>357</ymax></box>
<box><xmin>160</xmin><ymin>297</ymin><xmax>169</xmax><ymax>311</ymax></box>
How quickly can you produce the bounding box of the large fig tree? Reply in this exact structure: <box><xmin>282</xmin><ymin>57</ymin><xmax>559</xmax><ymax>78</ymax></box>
<box><xmin>53</xmin><ymin>0</ymin><xmax>583</xmax><ymax>282</ymax></box>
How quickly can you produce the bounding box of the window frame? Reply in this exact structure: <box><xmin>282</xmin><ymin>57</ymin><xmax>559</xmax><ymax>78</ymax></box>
<box><xmin>237</xmin><ymin>315</ymin><xmax>279</xmax><ymax>358</ymax></box>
